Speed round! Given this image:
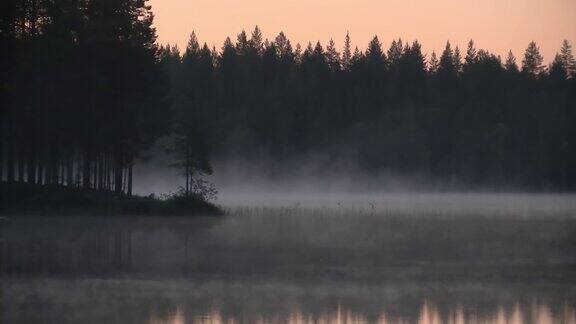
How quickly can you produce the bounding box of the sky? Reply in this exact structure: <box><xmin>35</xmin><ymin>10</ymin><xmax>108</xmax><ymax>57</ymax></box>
<box><xmin>149</xmin><ymin>0</ymin><xmax>576</xmax><ymax>63</ymax></box>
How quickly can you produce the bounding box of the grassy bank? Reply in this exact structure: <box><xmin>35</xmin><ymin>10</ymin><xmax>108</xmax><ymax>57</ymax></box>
<box><xmin>0</xmin><ymin>182</ymin><xmax>222</xmax><ymax>216</ymax></box>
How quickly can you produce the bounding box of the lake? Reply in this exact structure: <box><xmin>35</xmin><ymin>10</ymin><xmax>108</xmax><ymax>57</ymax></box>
<box><xmin>1</xmin><ymin>193</ymin><xmax>576</xmax><ymax>323</ymax></box>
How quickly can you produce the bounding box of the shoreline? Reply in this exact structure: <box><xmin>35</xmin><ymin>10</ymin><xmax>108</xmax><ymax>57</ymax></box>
<box><xmin>0</xmin><ymin>182</ymin><xmax>223</xmax><ymax>217</ymax></box>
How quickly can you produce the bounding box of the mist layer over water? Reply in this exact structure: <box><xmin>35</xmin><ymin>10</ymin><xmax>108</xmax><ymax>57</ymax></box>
<box><xmin>219</xmin><ymin>191</ymin><xmax>576</xmax><ymax>216</ymax></box>
<box><xmin>2</xmin><ymin>192</ymin><xmax>576</xmax><ymax>323</ymax></box>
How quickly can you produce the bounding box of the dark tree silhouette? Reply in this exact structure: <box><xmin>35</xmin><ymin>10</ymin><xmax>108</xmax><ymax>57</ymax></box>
<box><xmin>505</xmin><ymin>51</ymin><xmax>519</xmax><ymax>73</ymax></box>
<box><xmin>2</xmin><ymin>12</ymin><xmax>576</xmax><ymax>192</ymax></box>
<box><xmin>522</xmin><ymin>41</ymin><xmax>544</xmax><ymax>76</ymax></box>
<box><xmin>0</xmin><ymin>0</ymin><xmax>170</xmax><ymax>196</ymax></box>
<box><xmin>559</xmin><ymin>40</ymin><xmax>575</xmax><ymax>78</ymax></box>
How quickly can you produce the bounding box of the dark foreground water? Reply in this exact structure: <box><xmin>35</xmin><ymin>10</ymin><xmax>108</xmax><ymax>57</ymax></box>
<box><xmin>1</xmin><ymin>193</ymin><xmax>576</xmax><ymax>323</ymax></box>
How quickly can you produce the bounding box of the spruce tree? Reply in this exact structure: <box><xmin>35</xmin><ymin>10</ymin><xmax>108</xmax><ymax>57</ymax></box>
<box><xmin>366</xmin><ymin>36</ymin><xmax>386</xmax><ymax>66</ymax></box>
<box><xmin>351</xmin><ymin>46</ymin><xmax>363</xmax><ymax>65</ymax></box>
<box><xmin>438</xmin><ymin>41</ymin><xmax>455</xmax><ymax>76</ymax></box>
<box><xmin>453</xmin><ymin>46</ymin><xmax>462</xmax><ymax>74</ymax></box>
<box><xmin>326</xmin><ymin>38</ymin><xmax>340</xmax><ymax>72</ymax></box>
<box><xmin>342</xmin><ymin>32</ymin><xmax>352</xmax><ymax>71</ymax></box>
<box><xmin>185</xmin><ymin>31</ymin><xmax>200</xmax><ymax>57</ymax></box>
<box><xmin>465</xmin><ymin>40</ymin><xmax>477</xmax><ymax>67</ymax></box>
<box><xmin>236</xmin><ymin>31</ymin><xmax>249</xmax><ymax>55</ymax></box>
<box><xmin>429</xmin><ymin>51</ymin><xmax>439</xmax><ymax>74</ymax></box>
<box><xmin>387</xmin><ymin>38</ymin><xmax>403</xmax><ymax>65</ymax></box>
<box><xmin>274</xmin><ymin>32</ymin><xmax>289</xmax><ymax>56</ymax></box>
<box><xmin>250</xmin><ymin>25</ymin><xmax>264</xmax><ymax>55</ymax></box>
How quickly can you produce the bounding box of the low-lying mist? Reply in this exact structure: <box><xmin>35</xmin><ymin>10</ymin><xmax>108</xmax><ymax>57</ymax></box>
<box><xmin>133</xmin><ymin>152</ymin><xmax>576</xmax><ymax>216</ymax></box>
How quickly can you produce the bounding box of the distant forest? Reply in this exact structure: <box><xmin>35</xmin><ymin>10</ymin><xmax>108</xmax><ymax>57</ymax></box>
<box><xmin>1</xmin><ymin>0</ymin><xmax>576</xmax><ymax>194</ymax></box>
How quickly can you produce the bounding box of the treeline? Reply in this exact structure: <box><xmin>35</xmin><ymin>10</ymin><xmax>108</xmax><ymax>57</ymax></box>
<box><xmin>0</xmin><ymin>0</ymin><xmax>169</xmax><ymax>195</ymax></box>
<box><xmin>2</xmin><ymin>1</ymin><xmax>576</xmax><ymax>192</ymax></box>
<box><xmin>161</xmin><ymin>28</ymin><xmax>576</xmax><ymax>189</ymax></box>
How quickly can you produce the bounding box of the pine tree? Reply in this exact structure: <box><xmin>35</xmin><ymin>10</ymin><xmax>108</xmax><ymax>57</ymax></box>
<box><xmin>505</xmin><ymin>50</ymin><xmax>519</xmax><ymax>73</ymax></box>
<box><xmin>464</xmin><ymin>39</ymin><xmax>477</xmax><ymax>67</ymax></box>
<box><xmin>294</xmin><ymin>43</ymin><xmax>302</xmax><ymax>64</ymax></box>
<box><xmin>274</xmin><ymin>32</ymin><xmax>289</xmax><ymax>55</ymax></box>
<box><xmin>548</xmin><ymin>53</ymin><xmax>567</xmax><ymax>80</ymax></box>
<box><xmin>352</xmin><ymin>46</ymin><xmax>362</xmax><ymax>65</ymax></box>
<box><xmin>387</xmin><ymin>38</ymin><xmax>403</xmax><ymax>65</ymax></box>
<box><xmin>304</xmin><ymin>42</ymin><xmax>314</xmax><ymax>57</ymax></box>
<box><xmin>342</xmin><ymin>32</ymin><xmax>352</xmax><ymax>71</ymax></box>
<box><xmin>236</xmin><ymin>30</ymin><xmax>249</xmax><ymax>55</ymax></box>
<box><xmin>250</xmin><ymin>25</ymin><xmax>263</xmax><ymax>55</ymax></box>
<box><xmin>559</xmin><ymin>40</ymin><xmax>576</xmax><ymax>78</ymax></box>
<box><xmin>429</xmin><ymin>51</ymin><xmax>439</xmax><ymax>74</ymax></box>
<box><xmin>401</xmin><ymin>40</ymin><xmax>427</xmax><ymax>80</ymax></box>
<box><xmin>522</xmin><ymin>41</ymin><xmax>544</xmax><ymax>76</ymax></box>
<box><xmin>222</xmin><ymin>37</ymin><xmax>234</xmax><ymax>53</ymax></box>
<box><xmin>409</xmin><ymin>41</ymin><xmax>426</xmax><ymax>69</ymax></box>
<box><xmin>185</xmin><ymin>31</ymin><xmax>200</xmax><ymax>57</ymax></box>
<box><xmin>326</xmin><ymin>38</ymin><xmax>340</xmax><ymax>71</ymax></box>
<box><xmin>275</xmin><ymin>32</ymin><xmax>294</xmax><ymax>64</ymax></box>
<box><xmin>453</xmin><ymin>46</ymin><xmax>462</xmax><ymax>74</ymax></box>
<box><xmin>438</xmin><ymin>41</ymin><xmax>455</xmax><ymax>76</ymax></box>
<box><xmin>366</xmin><ymin>36</ymin><xmax>385</xmax><ymax>66</ymax></box>
<box><xmin>313</xmin><ymin>41</ymin><xmax>325</xmax><ymax>58</ymax></box>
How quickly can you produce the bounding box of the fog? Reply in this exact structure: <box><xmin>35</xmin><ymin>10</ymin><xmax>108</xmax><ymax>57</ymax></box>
<box><xmin>133</xmin><ymin>154</ymin><xmax>576</xmax><ymax>217</ymax></box>
<box><xmin>4</xmin><ymin>152</ymin><xmax>576</xmax><ymax>323</ymax></box>
<box><xmin>2</xmin><ymin>204</ymin><xmax>576</xmax><ymax>323</ymax></box>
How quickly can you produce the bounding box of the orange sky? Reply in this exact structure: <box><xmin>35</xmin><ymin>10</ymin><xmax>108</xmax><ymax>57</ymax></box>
<box><xmin>149</xmin><ymin>0</ymin><xmax>576</xmax><ymax>63</ymax></box>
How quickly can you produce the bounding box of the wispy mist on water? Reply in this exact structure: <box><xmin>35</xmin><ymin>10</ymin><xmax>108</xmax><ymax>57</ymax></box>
<box><xmin>2</xmin><ymin>192</ymin><xmax>576</xmax><ymax>323</ymax></box>
<box><xmin>218</xmin><ymin>191</ymin><xmax>576</xmax><ymax>216</ymax></box>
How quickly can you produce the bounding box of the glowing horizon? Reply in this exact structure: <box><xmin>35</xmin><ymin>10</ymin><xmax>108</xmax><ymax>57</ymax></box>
<box><xmin>149</xmin><ymin>0</ymin><xmax>576</xmax><ymax>63</ymax></box>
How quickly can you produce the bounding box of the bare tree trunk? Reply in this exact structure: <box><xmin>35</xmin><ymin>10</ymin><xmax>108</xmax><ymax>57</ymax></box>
<box><xmin>66</xmin><ymin>153</ymin><xmax>73</xmax><ymax>186</ymax></box>
<box><xmin>0</xmin><ymin>127</ymin><xmax>4</xmax><ymax>183</ymax></box>
<box><xmin>17</xmin><ymin>148</ymin><xmax>25</xmax><ymax>182</ymax></box>
<box><xmin>114</xmin><ymin>153</ymin><xmax>123</xmax><ymax>194</ymax></box>
<box><xmin>26</xmin><ymin>152</ymin><xmax>36</xmax><ymax>184</ymax></box>
<box><xmin>6</xmin><ymin>139</ymin><xmax>14</xmax><ymax>183</ymax></box>
<box><xmin>127</xmin><ymin>160</ymin><xmax>133</xmax><ymax>197</ymax></box>
<box><xmin>105</xmin><ymin>154</ymin><xmax>111</xmax><ymax>190</ymax></box>
<box><xmin>83</xmin><ymin>150</ymin><xmax>91</xmax><ymax>189</ymax></box>
<box><xmin>122</xmin><ymin>165</ymin><xmax>127</xmax><ymax>194</ymax></box>
<box><xmin>46</xmin><ymin>153</ymin><xmax>53</xmax><ymax>185</ymax></box>
<box><xmin>185</xmin><ymin>148</ymin><xmax>190</xmax><ymax>197</ymax></box>
<box><xmin>36</xmin><ymin>153</ymin><xmax>43</xmax><ymax>185</ymax></box>
<box><xmin>76</xmin><ymin>155</ymin><xmax>82</xmax><ymax>187</ymax></box>
<box><xmin>60</xmin><ymin>158</ymin><xmax>65</xmax><ymax>185</ymax></box>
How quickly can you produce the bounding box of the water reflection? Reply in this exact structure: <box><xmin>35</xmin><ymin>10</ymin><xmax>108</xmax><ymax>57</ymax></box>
<box><xmin>148</xmin><ymin>300</ymin><xmax>576</xmax><ymax>324</ymax></box>
<box><xmin>2</xmin><ymin>276</ymin><xmax>574</xmax><ymax>324</ymax></box>
<box><xmin>1</xmin><ymin>203</ymin><xmax>576</xmax><ymax>323</ymax></box>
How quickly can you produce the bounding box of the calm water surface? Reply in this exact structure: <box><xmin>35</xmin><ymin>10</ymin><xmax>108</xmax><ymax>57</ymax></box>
<box><xmin>1</xmin><ymin>193</ymin><xmax>576</xmax><ymax>323</ymax></box>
